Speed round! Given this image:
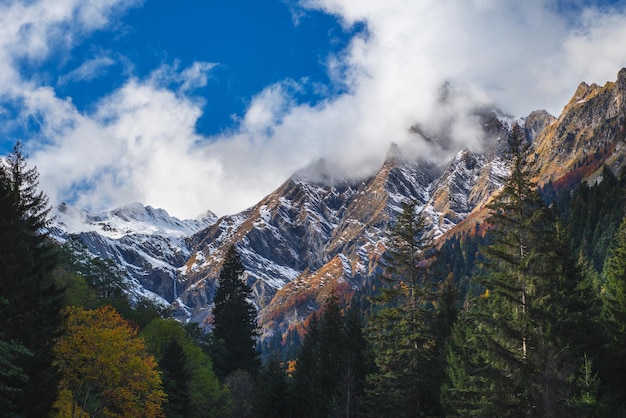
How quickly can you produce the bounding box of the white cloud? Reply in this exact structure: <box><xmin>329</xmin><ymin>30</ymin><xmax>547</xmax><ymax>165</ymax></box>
<box><xmin>5</xmin><ymin>0</ymin><xmax>626</xmax><ymax>219</ymax></box>
<box><xmin>148</xmin><ymin>61</ymin><xmax>218</xmax><ymax>94</ymax></box>
<box><xmin>564</xmin><ymin>7</ymin><xmax>626</xmax><ymax>84</ymax></box>
<box><xmin>58</xmin><ymin>54</ymin><xmax>116</xmax><ymax>84</ymax></box>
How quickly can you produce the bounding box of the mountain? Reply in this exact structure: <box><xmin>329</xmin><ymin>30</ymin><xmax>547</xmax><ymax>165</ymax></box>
<box><xmin>51</xmin><ymin>202</ymin><xmax>217</xmax><ymax>305</ymax></box>
<box><xmin>53</xmin><ymin>111</ymin><xmax>512</xmax><ymax>337</ymax></box>
<box><xmin>533</xmin><ymin>68</ymin><xmax>626</xmax><ymax>189</ymax></box>
<box><xmin>52</xmin><ymin>69</ymin><xmax>626</xmax><ymax>353</ymax></box>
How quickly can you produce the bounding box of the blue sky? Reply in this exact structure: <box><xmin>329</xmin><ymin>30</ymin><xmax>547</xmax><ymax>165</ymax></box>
<box><xmin>47</xmin><ymin>1</ymin><xmax>360</xmax><ymax>138</ymax></box>
<box><xmin>2</xmin><ymin>0</ymin><xmax>626</xmax><ymax>218</ymax></box>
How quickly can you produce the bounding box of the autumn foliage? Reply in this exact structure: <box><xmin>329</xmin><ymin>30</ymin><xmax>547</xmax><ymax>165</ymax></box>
<box><xmin>53</xmin><ymin>305</ymin><xmax>166</xmax><ymax>417</ymax></box>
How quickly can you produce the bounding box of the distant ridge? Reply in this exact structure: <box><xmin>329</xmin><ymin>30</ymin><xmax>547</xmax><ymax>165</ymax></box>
<box><xmin>53</xmin><ymin>69</ymin><xmax>626</xmax><ymax>348</ymax></box>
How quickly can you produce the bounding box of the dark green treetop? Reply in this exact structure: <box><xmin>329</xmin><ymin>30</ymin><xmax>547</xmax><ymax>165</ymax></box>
<box><xmin>212</xmin><ymin>245</ymin><xmax>260</xmax><ymax>377</ymax></box>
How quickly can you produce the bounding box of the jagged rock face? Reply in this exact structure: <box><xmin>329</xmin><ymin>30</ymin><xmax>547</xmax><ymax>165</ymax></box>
<box><xmin>525</xmin><ymin>110</ymin><xmax>556</xmax><ymax>142</ymax></box>
<box><xmin>427</xmin><ymin>150</ymin><xmax>492</xmax><ymax>230</ymax></box>
<box><xmin>51</xmin><ymin>203</ymin><xmax>217</xmax><ymax>303</ymax></box>
<box><xmin>531</xmin><ymin>69</ymin><xmax>626</xmax><ymax>188</ymax></box>
<box><xmin>256</xmin><ymin>154</ymin><xmax>440</xmax><ymax>341</ymax></box>
<box><xmin>54</xmin><ymin>68</ymin><xmax>626</xmax><ymax>350</ymax></box>
<box><xmin>177</xmin><ymin>175</ymin><xmax>360</xmax><ymax>323</ymax></box>
<box><xmin>175</xmin><ymin>153</ymin><xmax>439</xmax><ymax>327</ymax></box>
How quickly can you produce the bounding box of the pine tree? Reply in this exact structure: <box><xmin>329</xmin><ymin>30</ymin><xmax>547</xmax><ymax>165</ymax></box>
<box><xmin>364</xmin><ymin>199</ymin><xmax>444</xmax><ymax>417</ymax></box>
<box><xmin>212</xmin><ymin>245</ymin><xmax>260</xmax><ymax>377</ymax></box>
<box><xmin>0</xmin><ymin>142</ymin><xmax>64</xmax><ymax>416</ymax></box>
<box><xmin>600</xmin><ymin>215</ymin><xmax>626</xmax><ymax>410</ymax></box>
<box><xmin>443</xmin><ymin>123</ymin><xmax>593</xmax><ymax>417</ymax></box>
<box><xmin>289</xmin><ymin>294</ymin><xmax>368</xmax><ymax>418</ymax></box>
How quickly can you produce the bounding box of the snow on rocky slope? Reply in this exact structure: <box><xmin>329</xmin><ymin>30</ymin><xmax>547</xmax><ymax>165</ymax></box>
<box><xmin>53</xmin><ymin>109</ymin><xmax>514</xmax><ymax>338</ymax></box>
<box><xmin>51</xmin><ymin>202</ymin><xmax>217</xmax><ymax>304</ymax></box>
<box><xmin>52</xmin><ymin>69</ymin><xmax>626</xmax><ymax>346</ymax></box>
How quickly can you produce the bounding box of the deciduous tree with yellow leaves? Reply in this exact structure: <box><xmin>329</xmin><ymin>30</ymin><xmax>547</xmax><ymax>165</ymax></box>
<box><xmin>53</xmin><ymin>305</ymin><xmax>165</xmax><ymax>418</ymax></box>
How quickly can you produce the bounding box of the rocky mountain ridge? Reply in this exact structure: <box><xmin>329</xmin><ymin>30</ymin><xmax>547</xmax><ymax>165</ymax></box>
<box><xmin>51</xmin><ymin>202</ymin><xmax>217</xmax><ymax>305</ymax></box>
<box><xmin>52</xmin><ymin>69</ymin><xmax>626</xmax><ymax>348</ymax></box>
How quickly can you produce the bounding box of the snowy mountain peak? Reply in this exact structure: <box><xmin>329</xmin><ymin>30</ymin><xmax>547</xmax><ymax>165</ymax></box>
<box><xmin>292</xmin><ymin>158</ymin><xmax>349</xmax><ymax>186</ymax></box>
<box><xmin>54</xmin><ymin>202</ymin><xmax>217</xmax><ymax>239</ymax></box>
<box><xmin>52</xmin><ymin>70</ymin><xmax>626</xmax><ymax>350</ymax></box>
<box><xmin>51</xmin><ymin>202</ymin><xmax>219</xmax><ymax>306</ymax></box>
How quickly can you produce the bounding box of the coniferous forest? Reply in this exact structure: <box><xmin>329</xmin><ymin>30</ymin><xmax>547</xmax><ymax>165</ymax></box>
<box><xmin>2</xmin><ymin>124</ymin><xmax>626</xmax><ymax>418</ymax></box>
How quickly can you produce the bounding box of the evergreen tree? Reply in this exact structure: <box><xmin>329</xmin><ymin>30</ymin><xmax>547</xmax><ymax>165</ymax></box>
<box><xmin>0</xmin><ymin>298</ymin><xmax>31</xmax><ymax>413</ymax></box>
<box><xmin>289</xmin><ymin>312</ymin><xmax>322</xmax><ymax>417</ymax></box>
<box><xmin>600</xmin><ymin>215</ymin><xmax>626</xmax><ymax>411</ymax></box>
<box><xmin>364</xmin><ymin>200</ymin><xmax>445</xmax><ymax>417</ymax></box>
<box><xmin>341</xmin><ymin>305</ymin><xmax>370</xmax><ymax>417</ymax></box>
<box><xmin>0</xmin><ymin>142</ymin><xmax>64</xmax><ymax>416</ymax></box>
<box><xmin>141</xmin><ymin>318</ymin><xmax>228</xmax><ymax>418</ymax></box>
<box><xmin>289</xmin><ymin>294</ymin><xmax>368</xmax><ymax>418</ymax></box>
<box><xmin>443</xmin><ymin>123</ymin><xmax>593</xmax><ymax>417</ymax></box>
<box><xmin>160</xmin><ymin>339</ymin><xmax>191</xmax><ymax>418</ymax></box>
<box><xmin>567</xmin><ymin>353</ymin><xmax>602</xmax><ymax>417</ymax></box>
<box><xmin>567</xmin><ymin>166</ymin><xmax>625</xmax><ymax>272</ymax></box>
<box><xmin>254</xmin><ymin>357</ymin><xmax>290</xmax><ymax>418</ymax></box>
<box><xmin>212</xmin><ymin>245</ymin><xmax>260</xmax><ymax>377</ymax></box>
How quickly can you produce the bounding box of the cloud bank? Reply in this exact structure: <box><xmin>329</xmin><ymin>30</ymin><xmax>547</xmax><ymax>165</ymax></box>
<box><xmin>3</xmin><ymin>0</ymin><xmax>626</xmax><ymax>218</ymax></box>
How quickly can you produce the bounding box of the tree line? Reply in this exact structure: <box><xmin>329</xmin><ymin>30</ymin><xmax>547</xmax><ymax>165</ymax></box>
<box><xmin>3</xmin><ymin>120</ymin><xmax>626</xmax><ymax>417</ymax></box>
<box><xmin>273</xmin><ymin>123</ymin><xmax>626</xmax><ymax>417</ymax></box>
<box><xmin>0</xmin><ymin>143</ymin><xmax>262</xmax><ymax>417</ymax></box>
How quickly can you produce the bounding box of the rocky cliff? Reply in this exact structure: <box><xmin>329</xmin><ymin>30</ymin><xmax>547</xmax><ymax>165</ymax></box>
<box><xmin>53</xmin><ymin>69</ymin><xmax>626</xmax><ymax>349</ymax></box>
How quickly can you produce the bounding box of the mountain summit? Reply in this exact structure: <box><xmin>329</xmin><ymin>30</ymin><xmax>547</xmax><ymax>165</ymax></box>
<box><xmin>53</xmin><ymin>69</ymin><xmax>626</xmax><ymax>348</ymax></box>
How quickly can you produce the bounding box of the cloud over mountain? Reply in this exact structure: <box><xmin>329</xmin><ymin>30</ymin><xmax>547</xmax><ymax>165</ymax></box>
<box><xmin>2</xmin><ymin>0</ymin><xmax>626</xmax><ymax>218</ymax></box>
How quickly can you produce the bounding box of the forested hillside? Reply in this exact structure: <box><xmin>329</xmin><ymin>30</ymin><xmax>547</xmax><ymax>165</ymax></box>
<box><xmin>3</xmin><ymin>81</ymin><xmax>626</xmax><ymax>416</ymax></box>
<box><xmin>272</xmin><ymin>124</ymin><xmax>626</xmax><ymax>417</ymax></box>
<box><xmin>3</xmin><ymin>122</ymin><xmax>625</xmax><ymax>417</ymax></box>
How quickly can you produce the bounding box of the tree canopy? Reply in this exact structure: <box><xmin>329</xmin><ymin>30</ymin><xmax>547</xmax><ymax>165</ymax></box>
<box><xmin>212</xmin><ymin>245</ymin><xmax>260</xmax><ymax>377</ymax></box>
<box><xmin>0</xmin><ymin>142</ymin><xmax>64</xmax><ymax>416</ymax></box>
<box><xmin>53</xmin><ymin>305</ymin><xmax>166</xmax><ymax>418</ymax></box>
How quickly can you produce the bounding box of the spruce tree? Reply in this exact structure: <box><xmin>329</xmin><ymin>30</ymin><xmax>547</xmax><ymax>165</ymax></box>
<box><xmin>601</xmin><ymin>215</ymin><xmax>626</xmax><ymax>410</ymax></box>
<box><xmin>364</xmin><ymin>200</ymin><xmax>444</xmax><ymax>417</ymax></box>
<box><xmin>212</xmin><ymin>245</ymin><xmax>259</xmax><ymax>377</ymax></box>
<box><xmin>0</xmin><ymin>142</ymin><xmax>64</xmax><ymax>416</ymax></box>
<box><xmin>289</xmin><ymin>294</ymin><xmax>368</xmax><ymax>418</ymax></box>
<box><xmin>443</xmin><ymin>123</ymin><xmax>593</xmax><ymax>417</ymax></box>
<box><xmin>0</xmin><ymin>298</ymin><xmax>31</xmax><ymax>413</ymax></box>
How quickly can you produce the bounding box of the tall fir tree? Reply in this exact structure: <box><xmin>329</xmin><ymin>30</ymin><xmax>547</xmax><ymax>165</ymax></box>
<box><xmin>364</xmin><ymin>199</ymin><xmax>448</xmax><ymax>417</ymax></box>
<box><xmin>0</xmin><ymin>142</ymin><xmax>64</xmax><ymax>416</ymax></box>
<box><xmin>600</xmin><ymin>214</ymin><xmax>626</xmax><ymax>411</ymax></box>
<box><xmin>212</xmin><ymin>245</ymin><xmax>260</xmax><ymax>377</ymax></box>
<box><xmin>0</xmin><ymin>298</ymin><xmax>31</xmax><ymax>413</ymax></box>
<box><xmin>289</xmin><ymin>294</ymin><xmax>368</xmax><ymax>418</ymax></box>
<box><xmin>442</xmin><ymin>123</ymin><xmax>595</xmax><ymax>417</ymax></box>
